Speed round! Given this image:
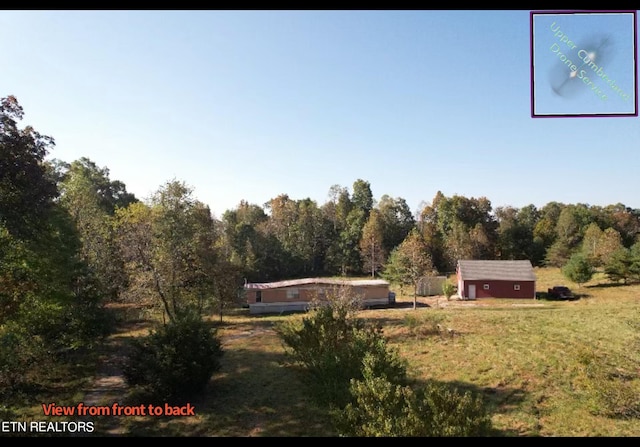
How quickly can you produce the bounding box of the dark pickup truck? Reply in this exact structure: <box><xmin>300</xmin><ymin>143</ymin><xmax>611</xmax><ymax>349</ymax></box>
<box><xmin>547</xmin><ymin>286</ymin><xmax>574</xmax><ymax>300</ymax></box>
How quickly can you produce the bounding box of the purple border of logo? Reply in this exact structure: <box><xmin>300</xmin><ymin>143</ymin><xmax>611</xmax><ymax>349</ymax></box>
<box><xmin>530</xmin><ymin>10</ymin><xmax>638</xmax><ymax>118</ymax></box>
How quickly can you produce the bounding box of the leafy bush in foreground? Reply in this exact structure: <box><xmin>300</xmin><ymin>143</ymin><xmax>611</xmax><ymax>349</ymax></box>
<box><xmin>277</xmin><ymin>302</ymin><xmax>407</xmax><ymax>409</ymax></box>
<box><xmin>122</xmin><ymin>313</ymin><xmax>223</xmax><ymax>403</ymax></box>
<box><xmin>336</xmin><ymin>354</ymin><xmax>492</xmax><ymax>437</ymax></box>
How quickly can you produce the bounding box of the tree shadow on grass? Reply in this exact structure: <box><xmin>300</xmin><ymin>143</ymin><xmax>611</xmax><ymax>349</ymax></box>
<box><xmin>119</xmin><ymin>336</ymin><xmax>335</xmax><ymax>437</ymax></box>
<box><xmin>585</xmin><ymin>281</ymin><xmax>633</xmax><ymax>289</ymax></box>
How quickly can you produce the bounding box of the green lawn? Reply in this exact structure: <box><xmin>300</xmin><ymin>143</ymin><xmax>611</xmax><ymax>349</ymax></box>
<box><xmin>15</xmin><ymin>267</ymin><xmax>640</xmax><ymax>437</ymax></box>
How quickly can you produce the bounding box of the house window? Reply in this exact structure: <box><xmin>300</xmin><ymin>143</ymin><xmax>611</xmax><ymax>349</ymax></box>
<box><xmin>483</xmin><ymin>284</ymin><xmax>490</xmax><ymax>290</ymax></box>
<box><xmin>256</xmin><ymin>290</ymin><xmax>262</xmax><ymax>303</ymax></box>
<box><xmin>514</xmin><ymin>284</ymin><xmax>520</xmax><ymax>291</ymax></box>
<box><xmin>287</xmin><ymin>288</ymin><xmax>300</xmax><ymax>299</ymax></box>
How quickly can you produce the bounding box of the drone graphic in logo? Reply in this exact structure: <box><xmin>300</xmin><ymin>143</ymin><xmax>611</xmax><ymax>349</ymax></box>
<box><xmin>549</xmin><ymin>34</ymin><xmax>614</xmax><ymax>99</ymax></box>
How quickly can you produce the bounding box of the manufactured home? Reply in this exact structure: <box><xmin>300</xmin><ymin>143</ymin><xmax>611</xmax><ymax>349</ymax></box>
<box><xmin>244</xmin><ymin>278</ymin><xmax>392</xmax><ymax>314</ymax></box>
<box><xmin>457</xmin><ymin>260</ymin><xmax>536</xmax><ymax>299</ymax></box>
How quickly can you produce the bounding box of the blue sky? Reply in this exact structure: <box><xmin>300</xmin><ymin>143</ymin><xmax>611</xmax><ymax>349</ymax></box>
<box><xmin>1</xmin><ymin>10</ymin><xmax>639</xmax><ymax>218</ymax></box>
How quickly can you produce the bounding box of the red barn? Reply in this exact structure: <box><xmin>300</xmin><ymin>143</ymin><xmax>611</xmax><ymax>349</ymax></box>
<box><xmin>457</xmin><ymin>260</ymin><xmax>536</xmax><ymax>299</ymax></box>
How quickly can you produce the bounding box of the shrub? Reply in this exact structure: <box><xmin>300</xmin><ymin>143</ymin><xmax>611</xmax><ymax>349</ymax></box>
<box><xmin>0</xmin><ymin>322</ymin><xmax>50</xmax><ymax>396</ymax></box>
<box><xmin>0</xmin><ymin>293</ymin><xmax>107</xmax><ymax>396</ymax></box>
<box><xmin>122</xmin><ymin>312</ymin><xmax>223</xmax><ymax>403</ymax></box>
<box><xmin>336</xmin><ymin>355</ymin><xmax>493</xmax><ymax>437</ymax></box>
<box><xmin>277</xmin><ymin>286</ymin><xmax>493</xmax><ymax>436</ymax></box>
<box><xmin>442</xmin><ymin>280</ymin><xmax>456</xmax><ymax>301</ymax></box>
<box><xmin>276</xmin><ymin>299</ymin><xmax>407</xmax><ymax>409</ymax></box>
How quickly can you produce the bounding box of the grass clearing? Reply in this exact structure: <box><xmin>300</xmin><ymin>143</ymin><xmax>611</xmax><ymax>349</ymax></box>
<box><xmin>9</xmin><ymin>267</ymin><xmax>640</xmax><ymax>436</ymax></box>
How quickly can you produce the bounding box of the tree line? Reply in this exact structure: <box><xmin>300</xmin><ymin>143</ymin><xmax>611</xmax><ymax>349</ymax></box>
<box><xmin>223</xmin><ymin>185</ymin><xmax>640</xmax><ymax>284</ymax></box>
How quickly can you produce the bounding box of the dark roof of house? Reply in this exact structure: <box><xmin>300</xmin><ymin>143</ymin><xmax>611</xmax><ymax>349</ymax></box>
<box><xmin>457</xmin><ymin>260</ymin><xmax>536</xmax><ymax>281</ymax></box>
<box><xmin>244</xmin><ymin>278</ymin><xmax>389</xmax><ymax>290</ymax></box>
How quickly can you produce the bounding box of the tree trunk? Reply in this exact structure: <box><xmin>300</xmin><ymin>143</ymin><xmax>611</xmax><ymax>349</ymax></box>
<box><xmin>413</xmin><ymin>284</ymin><xmax>417</xmax><ymax>310</ymax></box>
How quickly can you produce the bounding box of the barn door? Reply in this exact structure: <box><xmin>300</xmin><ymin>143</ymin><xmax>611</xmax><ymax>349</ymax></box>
<box><xmin>468</xmin><ymin>284</ymin><xmax>476</xmax><ymax>300</ymax></box>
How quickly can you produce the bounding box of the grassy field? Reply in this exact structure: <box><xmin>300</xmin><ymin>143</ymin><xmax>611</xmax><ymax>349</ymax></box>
<box><xmin>12</xmin><ymin>267</ymin><xmax>640</xmax><ymax>436</ymax></box>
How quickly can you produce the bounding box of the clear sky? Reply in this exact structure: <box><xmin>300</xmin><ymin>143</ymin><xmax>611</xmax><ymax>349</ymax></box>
<box><xmin>1</xmin><ymin>10</ymin><xmax>639</xmax><ymax>218</ymax></box>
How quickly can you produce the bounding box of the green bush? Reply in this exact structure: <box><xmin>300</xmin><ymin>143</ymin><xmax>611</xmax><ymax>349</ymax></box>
<box><xmin>276</xmin><ymin>303</ymin><xmax>407</xmax><ymax>409</ymax></box>
<box><xmin>0</xmin><ymin>292</ymin><xmax>108</xmax><ymax>397</ymax></box>
<box><xmin>442</xmin><ymin>280</ymin><xmax>456</xmax><ymax>301</ymax></box>
<box><xmin>0</xmin><ymin>322</ymin><xmax>50</xmax><ymax>396</ymax></box>
<box><xmin>277</xmin><ymin>285</ymin><xmax>492</xmax><ymax>436</ymax></box>
<box><xmin>337</xmin><ymin>355</ymin><xmax>493</xmax><ymax>437</ymax></box>
<box><xmin>122</xmin><ymin>313</ymin><xmax>223</xmax><ymax>403</ymax></box>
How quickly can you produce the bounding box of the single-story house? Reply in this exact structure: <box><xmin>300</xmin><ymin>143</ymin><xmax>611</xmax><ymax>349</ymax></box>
<box><xmin>456</xmin><ymin>260</ymin><xmax>536</xmax><ymax>299</ymax></box>
<box><xmin>244</xmin><ymin>278</ymin><xmax>392</xmax><ymax>314</ymax></box>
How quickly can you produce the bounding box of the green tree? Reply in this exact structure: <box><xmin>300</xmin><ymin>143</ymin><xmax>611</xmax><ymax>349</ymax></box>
<box><xmin>581</xmin><ymin>223</ymin><xmax>604</xmax><ymax>266</ymax></box>
<box><xmin>322</xmin><ymin>185</ymin><xmax>352</xmax><ymax>275</ymax></box>
<box><xmin>496</xmin><ymin>205</ymin><xmax>542</xmax><ymax>264</ymax></box>
<box><xmin>562</xmin><ymin>253</ymin><xmax>594</xmax><ymax>288</ymax></box>
<box><xmin>604</xmin><ymin>248</ymin><xmax>633</xmax><ymax>284</ymax></box>
<box><xmin>417</xmin><ymin>197</ymin><xmax>446</xmax><ymax>272</ymax></box>
<box><xmin>545</xmin><ymin>238</ymin><xmax>573</xmax><ymax>267</ymax></box>
<box><xmin>351</xmin><ymin>179</ymin><xmax>373</xmax><ymax>218</ymax></box>
<box><xmin>0</xmin><ymin>97</ymin><xmax>111</xmax><ymax>395</ymax></box>
<box><xmin>339</xmin><ymin>208</ymin><xmax>367</xmax><ymax>275</ymax></box>
<box><xmin>57</xmin><ymin>157</ymin><xmax>137</xmax><ymax>213</ymax></box>
<box><xmin>442</xmin><ymin>280</ymin><xmax>456</xmax><ymax>301</ymax></box>
<box><xmin>221</xmin><ymin>200</ymin><xmax>290</xmax><ymax>282</ymax></box>
<box><xmin>555</xmin><ymin>204</ymin><xmax>591</xmax><ymax>250</ymax></box>
<box><xmin>359</xmin><ymin>209</ymin><xmax>386</xmax><ymax>278</ymax></box>
<box><xmin>382</xmin><ymin>247</ymin><xmax>409</xmax><ymax>297</ymax></box>
<box><xmin>605</xmin><ymin>203</ymin><xmax>640</xmax><ymax>247</ymax></box>
<box><xmin>377</xmin><ymin>195</ymin><xmax>415</xmax><ymax>254</ymax></box>
<box><xmin>426</xmin><ymin>193</ymin><xmax>497</xmax><ymax>270</ymax></box>
<box><xmin>534</xmin><ymin>202</ymin><xmax>565</xmax><ymax>259</ymax></box>
<box><xmin>115</xmin><ymin>180</ymin><xmax>239</xmax><ymax>323</ymax></box>
<box><xmin>329</xmin><ymin>180</ymin><xmax>375</xmax><ymax>275</ymax></box>
<box><xmin>384</xmin><ymin>229</ymin><xmax>434</xmax><ymax>309</ymax></box>
<box><xmin>58</xmin><ymin>158</ymin><xmax>135</xmax><ymax>301</ymax></box>
<box><xmin>598</xmin><ymin>228</ymin><xmax>624</xmax><ymax>267</ymax></box>
<box><xmin>0</xmin><ymin>95</ymin><xmax>57</xmax><ymax>239</ymax></box>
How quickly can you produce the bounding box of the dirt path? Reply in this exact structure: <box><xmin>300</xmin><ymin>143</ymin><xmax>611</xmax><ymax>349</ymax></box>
<box><xmin>77</xmin><ymin>315</ymin><xmax>268</xmax><ymax>437</ymax></box>
<box><xmin>76</xmin><ymin>318</ymin><xmax>150</xmax><ymax>437</ymax></box>
<box><xmin>80</xmin><ymin>337</ymin><xmax>128</xmax><ymax>435</ymax></box>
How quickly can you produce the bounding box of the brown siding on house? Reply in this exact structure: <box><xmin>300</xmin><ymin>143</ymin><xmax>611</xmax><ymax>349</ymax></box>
<box><xmin>462</xmin><ymin>280</ymin><xmax>535</xmax><ymax>299</ymax></box>
<box><xmin>244</xmin><ymin>278</ymin><xmax>391</xmax><ymax>311</ymax></box>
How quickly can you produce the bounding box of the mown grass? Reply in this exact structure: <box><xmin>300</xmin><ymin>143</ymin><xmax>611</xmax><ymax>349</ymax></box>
<box><xmin>12</xmin><ymin>267</ymin><xmax>640</xmax><ymax>436</ymax></box>
<box><xmin>379</xmin><ymin>268</ymin><xmax>640</xmax><ymax>437</ymax></box>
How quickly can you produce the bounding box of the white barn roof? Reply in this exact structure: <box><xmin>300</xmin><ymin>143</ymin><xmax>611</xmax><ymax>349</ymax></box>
<box><xmin>457</xmin><ymin>260</ymin><xmax>536</xmax><ymax>281</ymax></box>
